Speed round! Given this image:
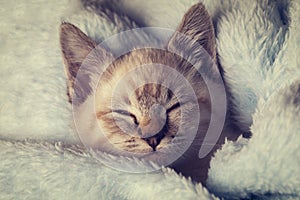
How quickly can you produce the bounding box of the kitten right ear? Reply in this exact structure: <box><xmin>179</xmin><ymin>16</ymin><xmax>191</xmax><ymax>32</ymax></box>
<box><xmin>168</xmin><ymin>3</ymin><xmax>216</xmax><ymax>62</ymax></box>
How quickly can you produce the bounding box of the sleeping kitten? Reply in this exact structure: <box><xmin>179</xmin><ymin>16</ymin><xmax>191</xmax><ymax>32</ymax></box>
<box><xmin>60</xmin><ymin>3</ymin><xmax>231</xmax><ymax>183</ymax></box>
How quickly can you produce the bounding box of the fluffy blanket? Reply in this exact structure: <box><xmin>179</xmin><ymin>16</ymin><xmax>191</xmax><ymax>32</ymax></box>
<box><xmin>0</xmin><ymin>0</ymin><xmax>299</xmax><ymax>199</ymax></box>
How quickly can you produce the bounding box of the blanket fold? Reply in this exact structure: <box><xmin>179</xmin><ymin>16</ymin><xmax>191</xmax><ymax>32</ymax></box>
<box><xmin>0</xmin><ymin>0</ymin><xmax>299</xmax><ymax>199</ymax></box>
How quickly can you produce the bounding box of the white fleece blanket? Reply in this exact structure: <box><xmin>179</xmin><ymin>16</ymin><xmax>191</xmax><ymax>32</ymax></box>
<box><xmin>0</xmin><ymin>0</ymin><xmax>299</xmax><ymax>199</ymax></box>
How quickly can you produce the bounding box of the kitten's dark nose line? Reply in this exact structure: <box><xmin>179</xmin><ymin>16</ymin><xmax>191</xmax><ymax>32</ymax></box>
<box><xmin>147</xmin><ymin>137</ymin><xmax>158</xmax><ymax>151</ymax></box>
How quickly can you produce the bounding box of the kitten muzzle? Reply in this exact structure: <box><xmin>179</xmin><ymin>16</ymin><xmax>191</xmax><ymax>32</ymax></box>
<box><xmin>145</xmin><ymin>137</ymin><xmax>158</xmax><ymax>151</ymax></box>
<box><xmin>142</xmin><ymin>130</ymin><xmax>165</xmax><ymax>151</ymax></box>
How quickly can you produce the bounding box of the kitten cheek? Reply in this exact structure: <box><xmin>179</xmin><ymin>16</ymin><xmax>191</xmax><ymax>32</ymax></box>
<box><xmin>157</xmin><ymin>137</ymin><xmax>173</xmax><ymax>149</ymax></box>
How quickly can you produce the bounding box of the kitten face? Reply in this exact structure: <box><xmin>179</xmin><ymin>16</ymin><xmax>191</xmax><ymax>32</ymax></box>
<box><xmin>96</xmin><ymin>82</ymin><xmax>180</xmax><ymax>153</ymax></box>
<box><xmin>95</xmin><ymin>49</ymin><xmax>187</xmax><ymax>153</ymax></box>
<box><xmin>60</xmin><ymin>3</ymin><xmax>217</xmax><ymax>156</ymax></box>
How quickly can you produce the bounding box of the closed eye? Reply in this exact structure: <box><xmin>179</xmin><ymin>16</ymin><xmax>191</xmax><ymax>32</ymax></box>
<box><xmin>167</xmin><ymin>102</ymin><xmax>180</xmax><ymax>113</ymax></box>
<box><xmin>112</xmin><ymin>109</ymin><xmax>139</xmax><ymax>125</ymax></box>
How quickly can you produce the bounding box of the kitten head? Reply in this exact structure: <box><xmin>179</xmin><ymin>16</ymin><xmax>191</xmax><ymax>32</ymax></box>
<box><xmin>60</xmin><ymin>3</ymin><xmax>217</xmax><ymax>155</ymax></box>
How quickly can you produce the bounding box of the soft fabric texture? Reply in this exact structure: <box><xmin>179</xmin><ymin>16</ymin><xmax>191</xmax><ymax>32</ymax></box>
<box><xmin>0</xmin><ymin>0</ymin><xmax>299</xmax><ymax>199</ymax></box>
<box><xmin>0</xmin><ymin>139</ymin><xmax>216</xmax><ymax>200</ymax></box>
<box><xmin>207</xmin><ymin>0</ymin><xmax>300</xmax><ymax>198</ymax></box>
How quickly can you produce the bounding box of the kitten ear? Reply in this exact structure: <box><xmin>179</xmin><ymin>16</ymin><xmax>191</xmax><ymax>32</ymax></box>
<box><xmin>60</xmin><ymin>22</ymin><xmax>96</xmax><ymax>104</ymax></box>
<box><xmin>60</xmin><ymin>22</ymin><xmax>97</xmax><ymax>81</ymax></box>
<box><xmin>61</xmin><ymin>22</ymin><xmax>114</xmax><ymax>105</ymax></box>
<box><xmin>168</xmin><ymin>3</ymin><xmax>216</xmax><ymax>62</ymax></box>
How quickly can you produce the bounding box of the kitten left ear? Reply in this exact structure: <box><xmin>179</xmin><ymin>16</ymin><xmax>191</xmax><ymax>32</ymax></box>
<box><xmin>168</xmin><ymin>3</ymin><xmax>216</xmax><ymax>62</ymax></box>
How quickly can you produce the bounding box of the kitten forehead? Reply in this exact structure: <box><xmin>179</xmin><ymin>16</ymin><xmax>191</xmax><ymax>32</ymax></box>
<box><xmin>131</xmin><ymin>84</ymin><xmax>176</xmax><ymax>112</ymax></box>
<box><xmin>94</xmin><ymin>48</ymin><xmax>206</xmax><ymax>113</ymax></box>
<box><xmin>96</xmin><ymin>48</ymin><xmax>193</xmax><ymax>91</ymax></box>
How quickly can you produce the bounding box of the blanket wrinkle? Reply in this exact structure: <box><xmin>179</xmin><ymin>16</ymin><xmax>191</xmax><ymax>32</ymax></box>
<box><xmin>0</xmin><ymin>0</ymin><xmax>299</xmax><ymax>199</ymax></box>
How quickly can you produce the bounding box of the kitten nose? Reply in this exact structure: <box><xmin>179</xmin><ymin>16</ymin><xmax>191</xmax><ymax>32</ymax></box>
<box><xmin>144</xmin><ymin>137</ymin><xmax>158</xmax><ymax>151</ymax></box>
<box><xmin>138</xmin><ymin>121</ymin><xmax>165</xmax><ymax>151</ymax></box>
<box><xmin>140</xmin><ymin>131</ymin><xmax>165</xmax><ymax>151</ymax></box>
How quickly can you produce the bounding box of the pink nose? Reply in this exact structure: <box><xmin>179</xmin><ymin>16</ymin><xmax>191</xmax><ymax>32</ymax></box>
<box><xmin>144</xmin><ymin>137</ymin><xmax>158</xmax><ymax>151</ymax></box>
<box><xmin>138</xmin><ymin>116</ymin><xmax>164</xmax><ymax>138</ymax></box>
<box><xmin>138</xmin><ymin>121</ymin><xmax>166</xmax><ymax>151</ymax></box>
<box><xmin>138</xmin><ymin>104</ymin><xmax>167</xmax><ymax>138</ymax></box>
<box><xmin>137</xmin><ymin>104</ymin><xmax>167</xmax><ymax>151</ymax></box>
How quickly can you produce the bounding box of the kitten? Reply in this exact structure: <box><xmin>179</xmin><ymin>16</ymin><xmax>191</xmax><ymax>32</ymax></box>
<box><xmin>60</xmin><ymin>3</ymin><xmax>229</xmax><ymax>182</ymax></box>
